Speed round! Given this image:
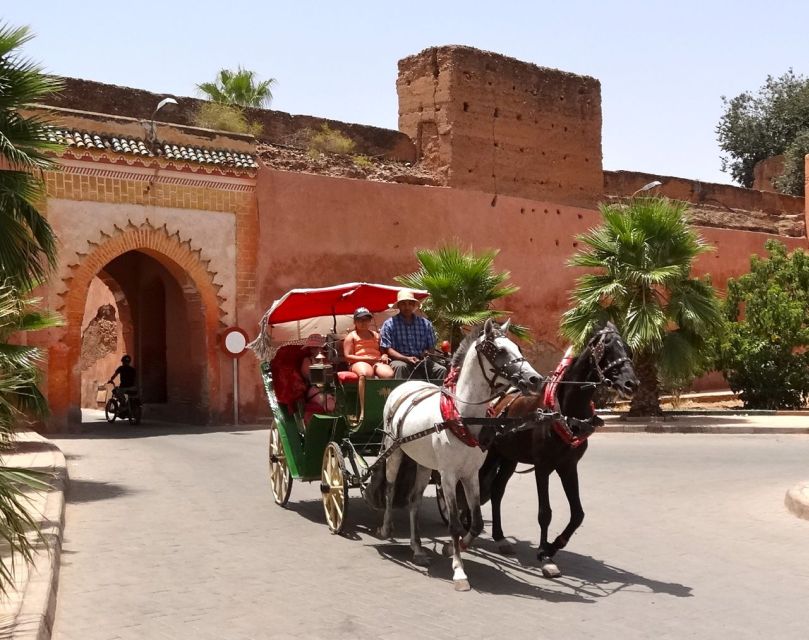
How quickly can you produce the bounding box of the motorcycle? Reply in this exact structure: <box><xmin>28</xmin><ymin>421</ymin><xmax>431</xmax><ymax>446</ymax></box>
<box><xmin>105</xmin><ymin>384</ymin><xmax>142</xmax><ymax>425</ymax></box>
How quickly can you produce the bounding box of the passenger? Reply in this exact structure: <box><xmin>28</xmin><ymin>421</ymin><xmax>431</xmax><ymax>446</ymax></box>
<box><xmin>343</xmin><ymin>307</ymin><xmax>394</xmax><ymax>379</ymax></box>
<box><xmin>300</xmin><ymin>334</ymin><xmax>335</xmax><ymax>416</ymax></box>
<box><xmin>380</xmin><ymin>290</ymin><xmax>446</xmax><ymax>381</ymax></box>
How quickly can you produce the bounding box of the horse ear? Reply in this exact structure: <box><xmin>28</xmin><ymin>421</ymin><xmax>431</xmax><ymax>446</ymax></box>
<box><xmin>500</xmin><ymin>318</ymin><xmax>511</xmax><ymax>334</ymax></box>
<box><xmin>484</xmin><ymin>318</ymin><xmax>494</xmax><ymax>338</ymax></box>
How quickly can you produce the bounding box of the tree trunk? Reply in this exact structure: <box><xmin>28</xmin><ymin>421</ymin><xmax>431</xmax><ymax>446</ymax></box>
<box><xmin>629</xmin><ymin>352</ymin><xmax>662</xmax><ymax>416</ymax></box>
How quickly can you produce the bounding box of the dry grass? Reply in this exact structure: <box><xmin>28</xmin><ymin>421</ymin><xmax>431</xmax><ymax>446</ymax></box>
<box><xmin>306</xmin><ymin>124</ymin><xmax>356</xmax><ymax>156</ymax></box>
<box><xmin>193</xmin><ymin>102</ymin><xmax>263</xmax><ymax>136</ymax></box>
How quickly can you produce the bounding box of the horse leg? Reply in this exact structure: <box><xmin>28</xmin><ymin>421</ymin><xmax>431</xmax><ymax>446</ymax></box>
<box><xmin>408</xmin><ymin>464</ymin><xmax>432</xmax><ymax>566</ymax></box>
<box><xmin>459</xmin><ymin>474</ymin><xmax>484</xmax><ymax>550</ymax></box>
<box><xmin>489</xmin><ymin>458</ymin><xmax>518</xmax><ymax>554</ymax></box>
<box><xmin>534</xmin><ymin>466</ymin><xmax>560</xmax><ymax>577</ymax></box>
<box><xmin>378</xmin><ymin>448</ymin><xmax>402</xmax><ymax>539</ymax></box>
<box><xmin>543</xmin><ymin>463</ymin><xmax>584</xmax><ymax>575</ymax></box>
<box><xmin>440</xmin><ymin>473</ymin><xmax>472</xmax><ymax>591</ymax></box>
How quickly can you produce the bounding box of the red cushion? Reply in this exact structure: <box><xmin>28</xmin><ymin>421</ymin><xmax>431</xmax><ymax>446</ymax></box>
<box><xmin>337</xmin><ymin>371</ymin><xmax>359</xmax><ymax>384</ymax></box>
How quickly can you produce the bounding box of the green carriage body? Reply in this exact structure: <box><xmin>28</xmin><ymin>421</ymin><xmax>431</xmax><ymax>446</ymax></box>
<box><xmin>261</xmin><ymin>360</ymin><xmax>406</xmax><ymax>481</ymax></box>
<box><xmin>257</xmin><ymin>282</ymin><xmax>444</xmax><ymax>533</ymax></box>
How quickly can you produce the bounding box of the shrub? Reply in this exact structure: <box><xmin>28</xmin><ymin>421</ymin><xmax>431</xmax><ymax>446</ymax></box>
<box><xmin>193</xmin><ymin>102</ymin><xmax>263</xmax><ymax>136</ymax></box>
<box><xmin>714</xmin><ymin>240</ymin><xmax>809</xmax><ymax>409</ymax></box>
<box><xmin>353</xmin><ymin>154</ymin><xmax>373</xmax><ymax>168</ymax></box>
<box><xmin>307</xmin><ymin>124</ymin><xmax>355</xmax><ymax>156</ymax></box>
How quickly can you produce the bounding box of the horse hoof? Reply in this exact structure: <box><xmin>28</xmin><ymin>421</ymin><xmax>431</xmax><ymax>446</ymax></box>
<box><xmin>496</xmin><ymin>540</ymin><xmax>515</xmax><ymax>555</ymax></box>
<box><xmin>412</xmin><ymin>552</ymin><xmax>431</xmax><ymax>567</ymax></box>
<box><xmin>454</xmin><ymin>579</ymin><xmax>471</xmax><ymax>592</ymax></box>
<box><xmin>441</xmin><ymin>542</ymin><xmax>453</xmax><ymax>557</ymax></box>
<box><xmin>541</xmin><ymin>562</ymin><xmax>561</xmax><ymax>578</ymax></box>
<box><xmin>375</xmin><ymin>527</ymin><xmax>393</xmax><ymax>540</ymax></box>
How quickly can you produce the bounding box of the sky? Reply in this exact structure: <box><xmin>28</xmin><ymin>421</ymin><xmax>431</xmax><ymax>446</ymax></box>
<box><xmin>7</xmin><ymin>1</ymin><xmax>809</xmax><ymax>185</ymax></box>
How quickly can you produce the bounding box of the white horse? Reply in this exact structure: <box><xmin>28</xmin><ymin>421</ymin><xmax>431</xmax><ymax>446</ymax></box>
<box><xmin>379</xmin><ymin>319</ymin><xmax>543</xmax><ymax>591</ymax></box>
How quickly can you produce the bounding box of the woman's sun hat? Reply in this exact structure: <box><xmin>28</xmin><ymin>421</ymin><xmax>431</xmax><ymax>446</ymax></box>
<box><xmin>304</xmin><ymin>333</ymin><xmax>326</xmax><ymax>348</ymax></box>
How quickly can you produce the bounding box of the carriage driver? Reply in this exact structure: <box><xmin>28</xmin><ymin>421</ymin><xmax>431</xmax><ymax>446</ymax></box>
<box><xmin>108</xmin><ymin>354</ymin><xmax>137</xmax><ymax>401</ymax></box>
<box><xmin>380</xmin><ymin>289</ymin><xmax>447</xmax><ymax>381</ymax></box>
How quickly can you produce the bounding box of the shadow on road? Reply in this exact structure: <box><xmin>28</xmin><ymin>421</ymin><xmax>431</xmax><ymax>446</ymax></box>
<box><xmin>66</xmin><ymin>478</ymin><xmax>134</xmax><ymax>503</ymax></box>
<box><xmin>466</xmin><ymin>538</ymin><xmax>693</xmax><ymax>600</ymax></box>
<box><xmin>284</xmin><ymin>495</ymin><xmax>691</xmax><ymax>601</ymax></box>
<box><xmin>51</xmin><ymin>419</ymin><xmax>267</xmax><ymax>441</ymax></box>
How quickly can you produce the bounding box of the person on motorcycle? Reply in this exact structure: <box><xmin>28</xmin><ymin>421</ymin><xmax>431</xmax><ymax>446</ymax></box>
<box><xmin>108</xmin><ymin>355</ymin><xmax>137</xmax><ymax>402</ymax></box>
<box><xmin>380</xmin><ymin>290</ymin><xmax>447</xmax><ymax>381</ymax></box>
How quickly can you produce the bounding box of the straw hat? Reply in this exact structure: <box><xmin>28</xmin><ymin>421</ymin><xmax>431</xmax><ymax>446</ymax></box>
<box><xmin>396</xmin><ymin>289</ymin><xmax>419</xmax><ymax>304</ymax></box>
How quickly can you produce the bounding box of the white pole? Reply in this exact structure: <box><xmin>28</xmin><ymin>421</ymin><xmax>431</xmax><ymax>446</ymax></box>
<box><xmin>233</xmin><ymin>357</ymin><xmax>239</xmax><ymax>426</ymax></box>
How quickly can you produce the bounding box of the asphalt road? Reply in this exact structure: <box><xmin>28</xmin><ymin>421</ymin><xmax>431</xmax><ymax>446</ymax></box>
<box><xmin>50</xmin><ymin>417</ymin><xmax>809</xmax><ymax>640</ymax></box>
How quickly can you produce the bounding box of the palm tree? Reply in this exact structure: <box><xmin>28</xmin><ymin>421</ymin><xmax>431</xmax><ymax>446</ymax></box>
<box><xmin>395</xmin><ymin>243</ymin><xmax>527</xmax><ymax>348</ymax></box>
<box><xmin>560</xmin><ymin>197</ymin><xmax>723</xmax><ymax>416</ymax></box>
<box><xmin>0</xmin><ymin>22</ymin><xmax>63</xmax><ymax>594</ymax></box>
<box><xmin>197</xmin><ymin>67</ymin><xmax>276</xmax><ymax>108</ymax></box>
<box><xmin>0</xmin><ymin>280</ymin><xmax>61</xmax><ymax>592</ymax></box>
<box><xmin>0</xmin><ymin>23</ymin><xmax>63</xmax><ymax>289</ymax></box>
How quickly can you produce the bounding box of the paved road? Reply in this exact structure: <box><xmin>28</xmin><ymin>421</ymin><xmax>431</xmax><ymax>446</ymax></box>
<box><xmin>51</xmin><ymin>417</ymin><xmax>809</xmax><ymax>640</ymax></box>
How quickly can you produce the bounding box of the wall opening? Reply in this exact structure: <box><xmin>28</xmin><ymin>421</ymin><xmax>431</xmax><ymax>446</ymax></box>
<box><xmin>79</xmin><ymin>249</ymin><xmax>209</xmax><ymax>423</ymax></box>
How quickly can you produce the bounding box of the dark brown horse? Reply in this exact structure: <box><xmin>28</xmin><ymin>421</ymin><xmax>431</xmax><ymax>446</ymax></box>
<box><xmin>479</xmin><ymin>322</ymin><xmax>638</xmax><ymax>577</ymax></box>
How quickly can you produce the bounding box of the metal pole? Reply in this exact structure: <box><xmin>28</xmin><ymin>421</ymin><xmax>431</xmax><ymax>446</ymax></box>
<box><xmin>233</xmin><ymin>357</ymin><xmax>239</xmax><ymax>426</ymax></box>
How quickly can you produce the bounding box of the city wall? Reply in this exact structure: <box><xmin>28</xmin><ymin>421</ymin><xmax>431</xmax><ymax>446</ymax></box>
<box><xmin>25</xmin><ymin>45</ymin><xmax>809</xmax><ymax>427</ymax></box>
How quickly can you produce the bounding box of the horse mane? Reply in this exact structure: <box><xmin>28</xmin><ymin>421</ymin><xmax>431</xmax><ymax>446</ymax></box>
<box><xmin>450</xmin><ymin>324</ymin><xmax>485</xmax><ymax>371</ymax></box>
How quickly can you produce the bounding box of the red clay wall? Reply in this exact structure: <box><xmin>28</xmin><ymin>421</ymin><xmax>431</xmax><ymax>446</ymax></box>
<box><xmin>243</xmin><ymin>167</ymin><xmax>808</xmax><ymax>416</ymax></box>
<box><xmin>398</xmin><ymin>46</ymin><xmax>603</xmax><ymax>208</ymax></box>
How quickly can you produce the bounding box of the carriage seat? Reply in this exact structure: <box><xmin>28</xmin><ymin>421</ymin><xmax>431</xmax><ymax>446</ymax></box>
<box><xmin>337</xmin><ymin>371</ymin><xmax>359</xmax><ymax>385</ymax></box>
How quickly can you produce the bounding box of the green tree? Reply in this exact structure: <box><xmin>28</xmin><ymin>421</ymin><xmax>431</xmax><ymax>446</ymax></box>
<box><xmin>197</xmin><ymin>66</ymin><xmax>276</xmax><ymax>108</ymax></box>
<box><xmin>395</xmin><ymin>244</ymin><xmax>526</xmax><ymax>348</ymax></box>
<box><xmin>716</xmin><ymin>69</ymin><xmax>809</xmax><ymax>195</ymax></box>
<box><xmin>714</xmin><ymin>241</ymin><xmax>809</xmax><ymax>409</ymax></box>
<box><xmin>0</xmin><ymin>280</ymin><xmax>61</xmax><ymax>592</ymax></box>
<box><xmin>773</xmin><ymin>130</ymin><xmax>809</xmax><ymax>196</ymax></box>
<box><xmin>0</xmin><ymin>24</ymin><xmax>63</xmax><ymax>289</ymax></box>
<box><xmin>0</xmin><ymin>23</ymin><xmax>63</xmax><ymax>594</ymax></box>
<box><xmin>560</xmin><ymin>197</ymin><xmax>723</xmax><ymax>416</ymax></box>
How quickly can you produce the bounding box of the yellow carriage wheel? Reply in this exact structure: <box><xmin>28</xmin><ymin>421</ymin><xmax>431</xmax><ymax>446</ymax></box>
<box><xmin>268</xmin><ymin>420</ymin><xmax>292</xmax><ymax>506</ymax></box>
<box><xmin>321</xmin><ymin>442</ymin><xmax>349</xmax><ymax>534</ymax></box>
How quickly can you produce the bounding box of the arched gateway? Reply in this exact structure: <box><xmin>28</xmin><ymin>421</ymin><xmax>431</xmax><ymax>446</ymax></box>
<box><xmin>51</xmin><ymin>221</ymin><xmax>227</xmax><ymax>428</ymax></box>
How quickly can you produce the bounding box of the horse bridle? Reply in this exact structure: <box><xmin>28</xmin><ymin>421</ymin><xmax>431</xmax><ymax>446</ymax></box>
<box><xmin>586</xmin><ymin>327</ymin><xmax>632</xmax><ymax>387</ymax></box>
<box><xmin>475</xmin><ymin>330</ymin><xmax>533</xmax><ymax>393</ymax></box>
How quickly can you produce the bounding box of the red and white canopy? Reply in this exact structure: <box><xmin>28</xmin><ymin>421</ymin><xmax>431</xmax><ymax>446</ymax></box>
<box><xmin>249</xmin><ymin>282</ymin><xmax>429</xmax><ymax>359</ymax></box>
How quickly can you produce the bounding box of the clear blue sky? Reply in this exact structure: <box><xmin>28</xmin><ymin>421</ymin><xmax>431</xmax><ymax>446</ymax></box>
<box><xmin>7</xmin><ymin>1</ymin><xmax>808</xmax><ymax>185</ymax></box>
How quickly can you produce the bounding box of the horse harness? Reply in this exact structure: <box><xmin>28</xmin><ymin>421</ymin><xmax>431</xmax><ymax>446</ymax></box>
<box><xmin>383</xmin><ymin>330</ymin><xmax>548</xmax><ymax>452</ymax></box>
<box><xmin>587</xmin><ymin>327</ymin><xmax>632</xmax><ymax>388</ymax></box>
<box><xmin>539</xmin><ymin>329</ymin><xmax>625</xmax><ymax>448</ymax></box>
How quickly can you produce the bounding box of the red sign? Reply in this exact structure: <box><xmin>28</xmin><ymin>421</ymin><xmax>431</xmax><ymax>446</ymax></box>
<box><xmin>221</xmin><ymin>327</ymin><xmax>249</xmax><ymax>359</ymax></box>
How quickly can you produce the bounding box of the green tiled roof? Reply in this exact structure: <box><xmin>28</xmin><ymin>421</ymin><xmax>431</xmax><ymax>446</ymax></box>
<box><xmin>46</xmin><ymin>128</ymin><xmax>258</xmax><ymax>169</ymax></box>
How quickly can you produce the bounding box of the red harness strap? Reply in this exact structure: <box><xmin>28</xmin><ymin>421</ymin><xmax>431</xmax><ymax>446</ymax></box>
<box><xmin>440</xmin><ymin>366</ymin><xmax>480</xmax><ymax>448</ymax></box>
<box><xmin>545</xmin><ymin>348</ymin><xmax>595</xmax><ymax>449</ymax></box>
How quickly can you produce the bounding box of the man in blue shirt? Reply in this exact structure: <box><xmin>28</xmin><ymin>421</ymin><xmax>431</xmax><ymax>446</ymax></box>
<box><xmin>380</xmin><ymin>289</ymin><xmax>446</xmax><ymax>381</ymax></box>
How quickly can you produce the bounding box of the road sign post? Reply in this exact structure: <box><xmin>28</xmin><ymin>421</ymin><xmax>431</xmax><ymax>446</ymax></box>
<box><xmin>221</xmin><ymin>327</ymin><xmax>249</xmax><ymax>425</ymax></box>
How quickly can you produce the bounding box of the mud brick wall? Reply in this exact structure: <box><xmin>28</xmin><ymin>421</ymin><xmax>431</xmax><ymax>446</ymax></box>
<box><xmin>50</xmin><ymin>77</ymin><xmax>415</xmax><ymax>162</ymax></box>
<box><xmin>398</xmin><ymin>46</ymin><xmax>603</xmax><ymax>207</ymax></box>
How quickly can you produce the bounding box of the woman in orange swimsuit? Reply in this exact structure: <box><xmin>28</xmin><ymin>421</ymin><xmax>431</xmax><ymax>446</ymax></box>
<box><xmin>343</xmin><ymin>307</ymin><xmax>394</xmax><ymax>379</ymax></box>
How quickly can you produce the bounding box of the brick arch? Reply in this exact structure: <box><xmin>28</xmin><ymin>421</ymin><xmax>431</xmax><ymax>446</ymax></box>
<box><xmin>56</xmin><ymin>220</ymin><xmax>226</xmax><ymax>424</ymax></box>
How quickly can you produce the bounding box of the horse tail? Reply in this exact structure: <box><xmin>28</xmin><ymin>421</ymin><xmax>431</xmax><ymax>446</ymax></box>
<box><xmin>364</xmin><ymin>459</ymin><xmax>388</xmax><ymax>510</ymax></box>
<box><xmin>364</xmin><ymin>455</ymin><xmax>420</xmax><ymax>510</ymax></box>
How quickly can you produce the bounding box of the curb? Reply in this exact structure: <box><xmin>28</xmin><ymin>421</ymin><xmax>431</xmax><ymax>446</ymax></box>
<box><xmin>785</xmin><ymin>482</ymin><xmax>809</xmax><ymax>521</ymax></box>
<box><xmin>599</xmin><ymin>424</ymin><xmax>809</xmax><ymax>435</ymax></box>
<box><xmin>3</xmin><ymin>431</ymin><xmax>67</xmax><ymax>640</ymax></box>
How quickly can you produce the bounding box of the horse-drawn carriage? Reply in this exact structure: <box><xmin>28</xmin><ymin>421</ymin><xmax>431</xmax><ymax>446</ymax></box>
<box><xmin>252</xmin><ymin>281</ymin><xmax>639</xmax><ymax>589</ymax></box>
<box><xmin>251</xmin><ymin>282</ymin><xmax>449</xmax><ymax>534</ymax></box>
